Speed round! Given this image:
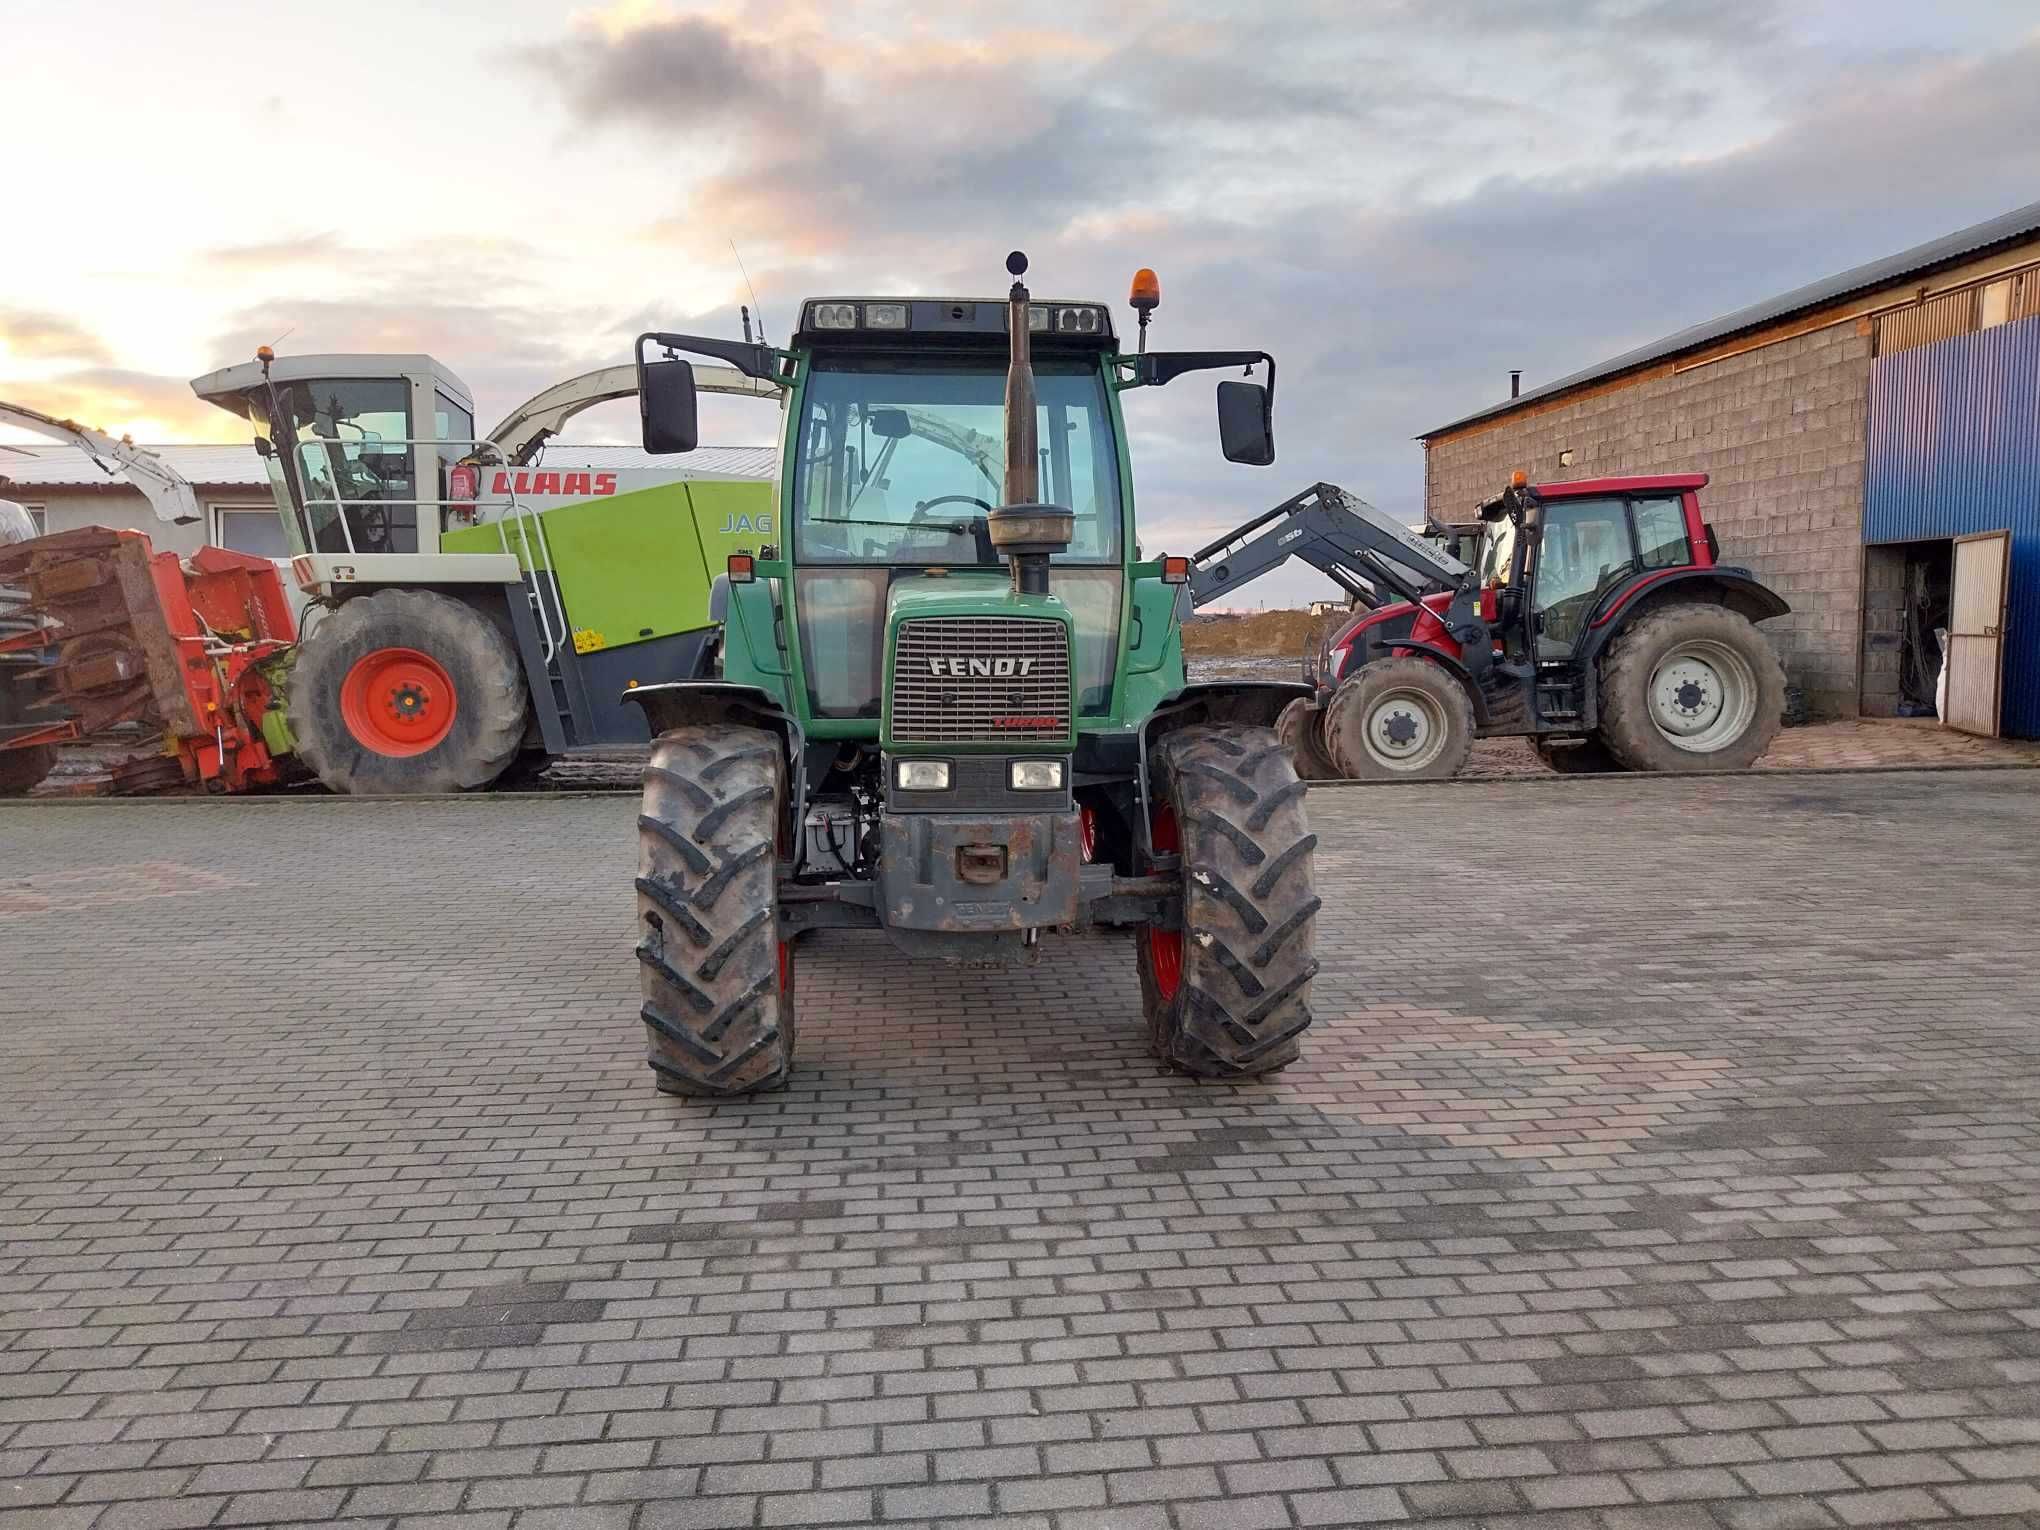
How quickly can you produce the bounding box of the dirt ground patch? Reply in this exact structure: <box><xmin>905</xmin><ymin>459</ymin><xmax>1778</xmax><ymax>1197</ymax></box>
<box><xmin>1180</xmin><ymin>606</ymin><xmax>1337</xmax><ymax>661</ymax></box>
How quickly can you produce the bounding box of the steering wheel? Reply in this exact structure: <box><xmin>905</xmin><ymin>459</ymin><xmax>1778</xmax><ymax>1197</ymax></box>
<box><xmin>911</xmin><ymin>494</ymin><xmax>995</xmax><ymax>523</ymax></box>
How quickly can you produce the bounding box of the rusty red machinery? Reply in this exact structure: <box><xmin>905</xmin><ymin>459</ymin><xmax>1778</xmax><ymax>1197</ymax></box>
<box><xmin>0</xmin><ymin>528</ymin><xmax>298</xmax><ymax>796</ymax></box>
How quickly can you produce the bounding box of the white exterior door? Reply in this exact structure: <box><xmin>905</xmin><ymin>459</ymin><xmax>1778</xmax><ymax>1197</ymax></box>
<box><xmin>1945</xmin><ymin>530</ymin><xmax>2011</xmax><ymax>737</ymax></box>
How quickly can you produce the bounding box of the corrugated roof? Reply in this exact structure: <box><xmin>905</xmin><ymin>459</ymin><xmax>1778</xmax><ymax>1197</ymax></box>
<box><xmin>0</xmin><ymin>444</ymin><xmax>267</xmax><ymax>489</ymax></box>
<box><xmin>0</xmin><ymin>442</ymin><xmax>777</xmax><ymax>492</ymax></box>
<box><xmin>1420</xmin><ymin>199</ymin><xmax>2040</xmax><ymax>439</ymax></box>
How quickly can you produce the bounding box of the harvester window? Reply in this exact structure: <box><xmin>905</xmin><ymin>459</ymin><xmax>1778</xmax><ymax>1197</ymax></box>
<box><xmin>278</xmin><ymin>379</ymin><xmax>416</xmax><ymax>554</ymax></box>
<box><xmin>793</xmin><ymin>358</ymin><xmax>1123</xmax><ymax>566</ymax></box>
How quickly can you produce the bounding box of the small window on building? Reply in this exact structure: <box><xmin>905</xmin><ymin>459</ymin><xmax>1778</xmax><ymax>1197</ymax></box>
<box><xmin>1979</xmin><ymin>279</ymin><xmax>2012</xmax><ymax>330</ymax></box>
<box><xmin>212</xmin><ymin>504</ymin><xmax>290</xmax><ymax>559</ymax></box>
<box><xmin>1630</xmin><ymin>495</ymin><xmax>1691</xmax><ymax>570</ymax></box>
<box><xmin>26</xmin><ymin>505</ymin><xmax>46</xmax><ymax>535</ymax></box>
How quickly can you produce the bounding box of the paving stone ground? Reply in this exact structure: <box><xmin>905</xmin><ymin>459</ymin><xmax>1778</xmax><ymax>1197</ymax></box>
<box><xmin>3</xmin><ymin>770</ymin><xmax>2038</xmax><ymax>1530</ymax></box>
<box><xmin>1466</xmin><ymin>721</ymin><xmax>2040</xmax><ymax>779</ymax></box>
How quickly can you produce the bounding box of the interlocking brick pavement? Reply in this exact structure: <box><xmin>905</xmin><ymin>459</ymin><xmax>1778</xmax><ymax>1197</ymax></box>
<box><xmin>1467</xmin><ymin>720</ymin><xmax>2040</xmax><ymax>778</ymax></box>
<box><xmin>3</xmin><ymin>769</ymin><xmax>2039</xmax><ymax>1529</ymax></box>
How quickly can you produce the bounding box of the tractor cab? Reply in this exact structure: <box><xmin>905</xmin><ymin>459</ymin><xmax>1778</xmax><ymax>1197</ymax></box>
<box><xmin>192</xmin><ymin>353</ymin><xmax>477</xmax><ymax>560</ymax></box>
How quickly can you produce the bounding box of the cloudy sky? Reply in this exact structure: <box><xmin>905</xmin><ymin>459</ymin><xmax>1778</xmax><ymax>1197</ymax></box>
<box><xmin>4</xmin><ymin>0</ymin><xmax>2037</xmax><ymax>601</ymax></box>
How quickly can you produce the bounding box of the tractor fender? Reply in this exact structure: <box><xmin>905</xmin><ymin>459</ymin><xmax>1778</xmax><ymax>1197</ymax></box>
<box><xmin>1140</xmin><ymin>680</ymin><xmax>1312</xmax><ymax>751</ymax></box>
<box><xmin>625</xmin><ymin>680</ymin><xmax>801</xmax><ymax>758</ymax></box>
<box><xmin>1580</xmin><ymin>567</ymin><xmax>1790</xmax><ymax>667</ymax></box>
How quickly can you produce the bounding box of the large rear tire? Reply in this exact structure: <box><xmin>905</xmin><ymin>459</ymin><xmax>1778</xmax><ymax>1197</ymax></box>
<box><xmin>635</xmin><ymin>727</ymin><xmax>794</xmax><ymax>1098</ymax></box>
<box><xmin>1275</xmin><ymin>697</ymin><xmax>1340</xmax><ymax>781</ymax></box>
<box><xmin>1138</xmin><ymin>724</ymin><xmax>1320</xmax><ymax>1079</ymax></box>
<box><xmin>1322</xmin><ymin>656</ymin><xmax>1476</xmax><ymax>781</ymax></box>
<box><xmin>1597</xmin><ymin>602</ymin><xmax>1784</xmax><ymax>772</ymax></box>
<box><xmin>0</xmin><ymin>743</ymin><xmax>56</xmax><ymax>796</ymax></box>
<box><xmin>289</xmin><ymin>589</ymin><xmax>528</xmax><ymax>795</ymax></box>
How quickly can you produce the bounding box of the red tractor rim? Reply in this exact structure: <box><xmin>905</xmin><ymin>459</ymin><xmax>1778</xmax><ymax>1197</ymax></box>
<box><xmin>338</xmin><ymin>646</ymin><xmax>457</xmax><ymax>757</ymax></box>
<box><xmin>1148</xmin><ymin>802</ymin><xmax>1183</xmax><ymax>1001</ymax></box>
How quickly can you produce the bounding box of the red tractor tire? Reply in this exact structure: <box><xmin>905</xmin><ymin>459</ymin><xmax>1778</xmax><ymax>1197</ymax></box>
<box><xmin>1275</xmin><ymin>697</ymin><xmax>1340</xmax><ymax>780</ymax></box>
<box><xmin>1597</xmin><ymin>602</ymin><xmax>1785</xmax><ymax>772</ymax></box>
<box><xmin>1322</xmin><ymin>656</ymin><xmax>1476</xmax><ymax>781</ymax></box>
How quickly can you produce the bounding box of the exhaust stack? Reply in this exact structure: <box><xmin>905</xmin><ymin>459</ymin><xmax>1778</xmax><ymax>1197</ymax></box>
<box><xmin>987</xmin><ymin>250</ymin><xmax>1072</xmax><ymax>597</ymax></box>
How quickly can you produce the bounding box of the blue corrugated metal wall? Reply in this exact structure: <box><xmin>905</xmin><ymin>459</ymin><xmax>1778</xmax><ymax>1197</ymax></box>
<box><xmin>1865</xmin><ymin>316</ymin><xmax>2040</xmax><ymax>737</ymax></box>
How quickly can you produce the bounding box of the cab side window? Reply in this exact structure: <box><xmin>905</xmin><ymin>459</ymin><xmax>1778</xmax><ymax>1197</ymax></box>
<box><xmin>1631</xmin><ymin>496</ymin><xmax>1691</xmax><ymax>569</ymax></box>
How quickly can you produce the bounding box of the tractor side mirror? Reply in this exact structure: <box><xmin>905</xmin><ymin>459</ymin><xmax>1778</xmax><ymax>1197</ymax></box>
<box><xmin>1217</xmin><ymin>380</ymin><xmax>1274</xmax><ymax>466</ymax></box>
<box><xmin>868</xmin><ymin>408</ymin><xmax>912</xmax><ymax>440</ymax></box>
<box><xmin>640</xmin><ymin>357</ymin><xmax>700</xmax><ymax>455</ymax></box>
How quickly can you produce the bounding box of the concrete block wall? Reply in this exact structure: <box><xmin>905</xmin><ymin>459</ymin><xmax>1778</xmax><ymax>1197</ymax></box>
<box><xmin>1424</xmin><ymin>321</ymin><xmax>1873</xmax><ymax>718</ymax></box>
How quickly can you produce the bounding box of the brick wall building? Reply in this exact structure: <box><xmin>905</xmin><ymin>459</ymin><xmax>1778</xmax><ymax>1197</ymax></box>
<box><xmin>1419</xmin><ymin>203</ymin><xmax>2040</xmax><ymax>724</ymax></box>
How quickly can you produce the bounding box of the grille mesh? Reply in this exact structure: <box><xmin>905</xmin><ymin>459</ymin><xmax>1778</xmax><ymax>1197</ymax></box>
<box><xmin>890</xmin><ymin>617</ymin><xmax>1071</xmax><ymax>743</ymax></box>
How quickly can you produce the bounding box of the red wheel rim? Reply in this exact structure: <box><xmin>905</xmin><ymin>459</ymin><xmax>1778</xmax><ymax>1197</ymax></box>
<box><xmin>338</xmin><ymin>646</ymin><xmax>457</xmax><ymax>757</ymax></box>
<box><xmin>777</xmin><ymin>941</ymin><xmax>791</xmax><ymax>991</ymax></box>
<box><xmin>1079</xmin><ymin>804</ymin><xmax>1098</xmax><ymax>863</ymax></box>
<box><xmin>1147</xmin><ymin>803</ymin><xmax>1183</xmax><ymax>1000</ymax></box>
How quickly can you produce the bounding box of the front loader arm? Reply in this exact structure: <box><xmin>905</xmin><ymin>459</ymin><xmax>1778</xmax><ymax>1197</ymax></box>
<box><xmin>1187</xmin><ymin>482</ymin><xmax>1469</xmax><ymax>611</ymax></box>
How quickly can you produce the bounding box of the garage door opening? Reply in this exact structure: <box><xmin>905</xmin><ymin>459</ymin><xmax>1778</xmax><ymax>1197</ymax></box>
<box><xmin>1862</xmin><ymin>539</ymin><xmax>1952</xmax><ymax>719</ymax></box>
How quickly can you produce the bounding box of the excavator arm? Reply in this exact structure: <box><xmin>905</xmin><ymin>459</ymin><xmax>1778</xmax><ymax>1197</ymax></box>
<box><xmin>487</xmin><ymin>363</ymin><xmax>780</xmax><ymax>466</ymax></box>
<box><xmin>0</xmin><ymin>402</ymin><xmax>202</xmax><ymax>527</ymax></box>
<box><xmin>1188</xmin><ymin>481</ymin><xmax>1470</xmax><ymax>611</ymax></box>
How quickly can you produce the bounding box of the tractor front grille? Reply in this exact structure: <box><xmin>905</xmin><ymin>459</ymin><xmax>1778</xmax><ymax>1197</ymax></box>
<box><xmin>889</xmin><ymin>617</ymin><xmax>1071</xmax><ymax>743</ymax></box>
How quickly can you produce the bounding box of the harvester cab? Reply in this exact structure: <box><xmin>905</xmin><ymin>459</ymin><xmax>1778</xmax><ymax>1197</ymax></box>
<box><xmin>622</xmin><ymin>254</ymin><xmax>1321</xmax><ymax>1098</ymax></box>
<box><xmin>192</xmin><ymin>351</ymin><xmax>485</xmax><ymax>572</ymax></box>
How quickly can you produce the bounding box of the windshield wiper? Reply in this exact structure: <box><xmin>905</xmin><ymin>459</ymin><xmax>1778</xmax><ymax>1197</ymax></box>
<box><xmin>818</xmin><ymin>516</ymin><xmax>969</xmax><ymax>536</ymax></box>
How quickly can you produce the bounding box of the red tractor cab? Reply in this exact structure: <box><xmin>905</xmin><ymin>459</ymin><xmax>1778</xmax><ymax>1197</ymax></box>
<box><xmin>1289</xmin><ymin>473</ymin><xmax>1788</xmax><ymax>778</ymax></box>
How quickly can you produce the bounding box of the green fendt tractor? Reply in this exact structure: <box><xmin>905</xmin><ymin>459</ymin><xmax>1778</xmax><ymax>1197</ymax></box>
<box><xmin>625</xmin><ymin>254</ymin><xmax>1321</xmax><ymax>1095</ymax></box>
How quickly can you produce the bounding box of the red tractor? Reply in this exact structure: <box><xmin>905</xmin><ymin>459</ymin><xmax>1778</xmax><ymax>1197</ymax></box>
<box><xmin>1191</xmin><ymin>474</ymin><xmax>1788</xmax><ymax>779</ymax></box>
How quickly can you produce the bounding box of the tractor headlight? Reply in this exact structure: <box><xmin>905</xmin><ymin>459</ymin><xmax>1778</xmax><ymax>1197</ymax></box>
<box><xmin>895</xmin><ymin>759</ymin><xmax>951</xmax><ymax>790</ymax></box>
<box><xmin>863</xmin><ymin>302</ymin><xmax>908</xmax><ymax>329</ymax></box>
<box><xmin>812</xmin><ymin>303</ymin><xmax>858</xmax><ymax>330</ymax></box>
<box><xmin>1008</xmin><ymin>759</ymin><xmax>1064</xmax><ymax>791</ymax></box>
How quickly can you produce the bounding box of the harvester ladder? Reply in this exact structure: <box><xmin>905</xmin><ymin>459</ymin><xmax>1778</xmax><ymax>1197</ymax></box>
<box><xmin>499</xmin><ymin>506</ymin><xmax>576</xmax><ymax>740</ymax></box>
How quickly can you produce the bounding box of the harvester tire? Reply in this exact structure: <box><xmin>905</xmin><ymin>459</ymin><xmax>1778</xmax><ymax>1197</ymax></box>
<box><xmin>1322</xmin><ymin>656</ymin><xmax>1475</xmax><ymax>781</ymax></box>
<box><xmin>0</xmin><ymin>743</ymin><xmax>56</xmax><ymax>796</ymax></box>
<box><xmin>635</xmin><ymin>726</ymin><xmax>794</xmax><ymax>1098</ymax></box>
<box><xmin>1597</xmin><ymin>601</ymin><xmax>1784</xmax><ymax>773</ymax></box>
<box><xmin>1532</xmin><ymin>736</ymin><xmax>1626</xmax><ymax>775</ymax></box>
<box><xmin>1138</xmin><ymin>724</ymin><xmax>1319</xmax><ymax>1079</ymax></box>
<box><xmin>1275</xmin><ymin>697</ymin><xmax>1340</xmax><ymax>781</ymax></box>
<box><xmin>289</xmin><ymin>589</ymin><xmax>527</xmax><ymax>795</ymax></box>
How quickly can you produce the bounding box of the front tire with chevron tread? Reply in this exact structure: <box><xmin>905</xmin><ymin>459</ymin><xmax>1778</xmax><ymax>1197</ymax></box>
<box><xmin>1139</xmin><ymin>724</ymin><xmax>1320</xmax><ymax>1079</ymax></box>
<box><xmin>635</xmin><ymin>726</ymin><xmax>793</xmax><ymax>1097</ymax></box>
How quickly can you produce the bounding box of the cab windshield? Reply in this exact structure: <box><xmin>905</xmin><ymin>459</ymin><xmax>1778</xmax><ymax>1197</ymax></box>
<box><xmin>792</xmin><ymin>356</ymin><xmax>1123</xmax><ymax>564</ymax></box>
